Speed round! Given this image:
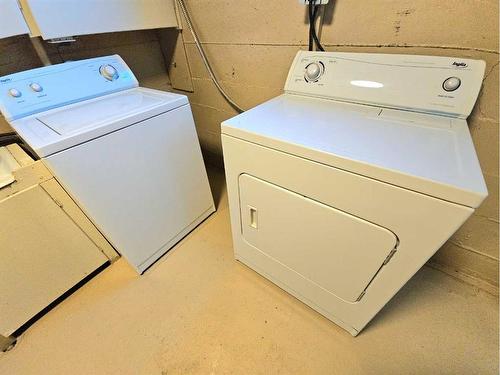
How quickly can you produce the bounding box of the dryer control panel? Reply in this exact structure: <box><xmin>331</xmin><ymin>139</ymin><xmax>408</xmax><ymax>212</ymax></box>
<box><xmin>0</xmin><ymin>55</ymin><xmax>138</xmax><ymax>121</ymax></box>
<box><xmin>284</xmin><ymin>51</ymin><xmax>485</xmax><ymax>118</ymax></box>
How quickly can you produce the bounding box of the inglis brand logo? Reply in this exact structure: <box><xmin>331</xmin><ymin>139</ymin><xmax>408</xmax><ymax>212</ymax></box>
<box><xmin>0</xmin><ymin>78</ymin><xmax>11</xmax><ymax>84</ymax></box>
<box><xmin>452</xmin><ymin>61</ymin><xmax>468</xmax><ymax>68</ymax></box>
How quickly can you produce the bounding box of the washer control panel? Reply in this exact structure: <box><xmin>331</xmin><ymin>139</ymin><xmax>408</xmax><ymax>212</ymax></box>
<box><xmin>0</xmin><ymin>55</ymin><xmax>138</xmax><ymax>121</ymax></box>
<box><xmin>285</xmin><ymin>51</ymin><xmax>486</xmax><ymax>118</ymax></box>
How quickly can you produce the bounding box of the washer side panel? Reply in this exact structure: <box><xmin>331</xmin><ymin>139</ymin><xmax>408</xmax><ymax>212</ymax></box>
<box><xmin>44</xmin><ymin>105</ymin><xmax>214</xmax><ymax>272</ymax></box>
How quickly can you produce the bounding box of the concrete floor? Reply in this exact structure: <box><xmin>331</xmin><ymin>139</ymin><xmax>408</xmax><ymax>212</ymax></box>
<box><xmin>0</xmin><ymin>168</ymin><xmax>498</xmax><ymax>374</ymax></box>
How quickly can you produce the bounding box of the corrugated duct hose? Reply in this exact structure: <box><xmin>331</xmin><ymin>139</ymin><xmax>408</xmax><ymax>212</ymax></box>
<box><xmin>175</xmin><ymin>0</ymin><xmax>245</xmax><ymax>113</ymax></box>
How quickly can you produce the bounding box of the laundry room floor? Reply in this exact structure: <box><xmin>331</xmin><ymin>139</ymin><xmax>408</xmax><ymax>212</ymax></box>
<box><xmin>0</xmin><ymin>167</ymin><xmax>498</xmax><ymax>374</ymax></box>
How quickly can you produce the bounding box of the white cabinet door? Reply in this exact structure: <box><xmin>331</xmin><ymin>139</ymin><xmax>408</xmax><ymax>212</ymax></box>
<box><xmin>25</xmin><ymin>0</ymin><xmax>178</xmax><ymax>39</ymax></box>
<box><xmin>0</xmin><ymin>0</ymin><xmax>30</xmax><ymax>39</ymax></box>
<box><xmin>0</xmin><ymin>184</ymin><xmax>108</xmax><ymax>336</ymax></box>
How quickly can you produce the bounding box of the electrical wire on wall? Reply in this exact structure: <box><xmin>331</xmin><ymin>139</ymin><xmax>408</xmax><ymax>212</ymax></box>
<box><xmin>175</xmin><ymin>0</ymin><xmax>244</xmax><ymax>113</ymax></box>
<box><xmin>308</xmin><ymin>0</ymin><xmax>325</xmax><ymax>51</ymax></box>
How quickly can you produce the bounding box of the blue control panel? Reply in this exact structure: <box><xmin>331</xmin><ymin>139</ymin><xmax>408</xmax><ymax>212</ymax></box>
<box><xmin>0</xmin><ymin>55</ymin><xmax>139</xmax><ymax>121</ymax></box>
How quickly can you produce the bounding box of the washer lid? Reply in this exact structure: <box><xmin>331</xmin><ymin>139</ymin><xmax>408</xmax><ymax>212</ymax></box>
<box><xmin>10</xmin><ymin>87</ymin><xmax>188</xmax><ymax>157</ymax></box>
<box><xmin>221</xmin><ymin>94</ymin><xmax>487</xmax><ymax>208</ymax></box>
<box><xmin>37</xmin><ymin>90</ymin><xmax>164</xmax><ymax>136</ymax></box>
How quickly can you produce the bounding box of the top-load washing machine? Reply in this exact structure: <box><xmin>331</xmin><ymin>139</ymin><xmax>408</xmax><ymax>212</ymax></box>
<box><xmin>0</xmin><ymin>55</ymin><xmax>214</xmax><ymax>274</ymax></box>
<box><xmin>222</xmin><ymin>51</ymin><xmax>487</xmax><ymax>335</ymax></box>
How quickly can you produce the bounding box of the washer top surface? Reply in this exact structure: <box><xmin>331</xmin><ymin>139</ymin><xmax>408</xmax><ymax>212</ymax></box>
<box><xmin>10</xmin><ymin>87</ymin><xmax>188</xmax><ymax>157</ymax></box>
<box><xmin>222</xmin><ymin>93</ymin><xmax>486</xmax><ymax>207</ymax></box>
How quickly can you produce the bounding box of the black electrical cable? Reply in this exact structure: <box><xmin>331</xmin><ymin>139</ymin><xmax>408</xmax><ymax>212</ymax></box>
<box><xmin>308</xmin><ymin>0</ymin><xmax>325</xmax><ymax>52</ymax></box>
<box><xmin>308</xmin><ymin>19</ymin><xmax>313</xmax><ymax>51</ymax></box>
<box><xmin>311</xmin><ymin>5</ymin><xmax>325</xmax><ymax>51</ymax></box>
<box><xmin>312</xmin><ymin>23</ymin><xmax>325</xmax><ymax>51</ymax></box>
<box><xmin>308</xmin><ymin>0</ymin><xmax>314</xmax><ymax>51</ymax></box>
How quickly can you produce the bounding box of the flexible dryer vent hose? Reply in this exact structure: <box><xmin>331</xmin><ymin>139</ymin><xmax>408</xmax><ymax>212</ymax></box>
<box><xmin>175</xmin><ymin>0</ymin><xmax>245</xmax><ymax>113</ymax></box>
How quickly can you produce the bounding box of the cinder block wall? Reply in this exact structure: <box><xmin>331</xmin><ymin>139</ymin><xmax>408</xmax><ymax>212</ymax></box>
<box><xmin>172</xmin><ymin>1</ymin><xmax>499</xmax><ymax>291</ymax></box>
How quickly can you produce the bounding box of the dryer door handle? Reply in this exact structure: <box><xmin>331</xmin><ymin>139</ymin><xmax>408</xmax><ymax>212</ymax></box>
<box><xmin>248</xmin><ymin>206</ymin><xmax>258</xmax><ymax>229</ymax></box>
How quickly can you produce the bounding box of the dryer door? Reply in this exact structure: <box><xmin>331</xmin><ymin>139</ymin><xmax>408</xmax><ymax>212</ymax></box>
<box><xmin>238</xmin><ymin>174</ymin><xmax>398</xmax><ymax>302</ymax></box>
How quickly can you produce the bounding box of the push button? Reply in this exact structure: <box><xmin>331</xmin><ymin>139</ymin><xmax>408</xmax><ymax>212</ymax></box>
<box><xmin>30</xmin><ymin>83</ymin><xmax>43</xmax><ymax>92</ymax></box>
<box><xmin>8</xmin><ymin>88</ymin><xmax>22</xmax><ymax>98</ymax></box>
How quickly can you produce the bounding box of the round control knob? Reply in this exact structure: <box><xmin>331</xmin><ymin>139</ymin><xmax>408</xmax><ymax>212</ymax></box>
<box><xmin>304</xmin><ymin>62</ymin><xmax>323</xmax><ymax>82</ymax></box>
<box><xmin>443</xmin><ymin>77</ymin><xmax>461</xmax><ymax>92</ymax></box>
<box><xmin>99</xmin><ymin>64</ymin><xmax>119</xmax><ymax>81</ymax></box>
<box><xmin>30</xmin><ymin>83</ymin><xmax>43</xmax><ymax>92</ymax></box>
<box><xmin>8</xmin><ymin>88</ymin><xmax>22</xmax><ymax>98</ymax></box>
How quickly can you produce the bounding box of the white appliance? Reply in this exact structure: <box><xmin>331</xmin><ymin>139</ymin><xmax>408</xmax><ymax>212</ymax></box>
<box><xmin>222</xmin><ymin>51</ymin><xmax>487</xmax><ymax>336</ymax></box>
<box><xmin>0</xmin><ymin>0</ymin><xmax>30</xmax><ymax>39</ymax></box>
<box><xmin>23</xmin><ymin>0</ymin><xmax>178</xmax><ymax>40</ymax></box>
<box><xmin>0</xmin><ymin>55</ymin><xmax>215</xmax><ymax>274</ymax></box>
